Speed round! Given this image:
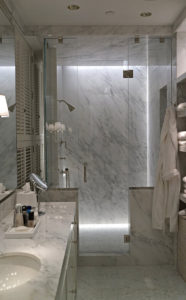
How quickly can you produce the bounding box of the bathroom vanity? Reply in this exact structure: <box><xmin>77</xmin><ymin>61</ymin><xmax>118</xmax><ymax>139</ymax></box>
<box><xmin>0</xmin><ymin>202</ymin><xmax>77</xmax><ymax>300</ymax></box>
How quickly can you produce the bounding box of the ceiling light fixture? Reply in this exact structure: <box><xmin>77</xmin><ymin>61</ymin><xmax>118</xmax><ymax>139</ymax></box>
<box><xmin>140</xmin><ymin>11</ymin><xmax>152</xmax><ymax>17</ymax></box>
<box><xmin>67</xmin><ymin>4</ymin><xmax>80</xmax><ymax>11</ymax></box>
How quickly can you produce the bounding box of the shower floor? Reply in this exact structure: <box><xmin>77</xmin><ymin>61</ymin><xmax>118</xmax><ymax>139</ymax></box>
<box><xmin>77</xmin><ymin>265</ymin><xmax>186</xmax><ymax>300</ymax></box>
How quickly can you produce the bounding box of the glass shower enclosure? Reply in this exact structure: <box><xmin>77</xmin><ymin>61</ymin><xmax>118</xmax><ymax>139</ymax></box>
<box><xmin>44</xmin><ymin>36</ymin><xmax>172</xmax><ymax>255</ymax></box>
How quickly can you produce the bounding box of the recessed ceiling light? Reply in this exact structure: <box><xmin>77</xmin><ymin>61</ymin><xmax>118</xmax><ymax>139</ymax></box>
<box><xmin>140</xmin><ymin>11</ymin><xmax>152</xmax><ymax>17</ymax></box>
<box><xmin>105</xmin><ymin>10</ymin><xmax>115</xmax><ymax>15</ymax></box>
<box><xmin>67</xmin><ymin>4</ymin><xmax>80</xmax><ymax>11</ymax></box>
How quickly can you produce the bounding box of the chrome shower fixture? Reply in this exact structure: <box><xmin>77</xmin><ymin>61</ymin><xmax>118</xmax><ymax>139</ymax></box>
<box><xmin>57</xmin><ymin>99</ymin><xmax>75</xmax><ymax>112</ymax></box>
<box><xmin>29</xmin><ymin>173</ymin><xmax>48</xmax><ymax>215</ymax></box>
<box><xmin>29</xmin><ymin>173</ymin><xmax>48</xmax><ymax>191</ymax></box>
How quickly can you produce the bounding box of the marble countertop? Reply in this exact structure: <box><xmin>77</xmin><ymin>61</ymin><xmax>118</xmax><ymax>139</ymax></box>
<box><xmin>0</xmin><ymin>202</ymin><xmax>76</xmax><ymax>300</ymax></box>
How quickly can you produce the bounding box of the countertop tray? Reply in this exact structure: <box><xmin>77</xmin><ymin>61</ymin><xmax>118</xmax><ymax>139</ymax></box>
<box><xmin>5</xmin><ymin>220</ymin><xmax>40</xmax><ymax>239</ymax></box>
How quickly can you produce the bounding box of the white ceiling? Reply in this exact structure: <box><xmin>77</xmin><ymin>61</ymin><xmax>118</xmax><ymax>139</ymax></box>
<box><xmin>5</xmin><ymin>0</ymin><xmax>186</xmax><ymax>26</ymax></box>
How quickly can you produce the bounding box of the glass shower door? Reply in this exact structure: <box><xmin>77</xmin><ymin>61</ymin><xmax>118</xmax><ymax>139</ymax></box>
<box><xmin>75</xmin><ymin>62</ymin><xmax>130</xmax><ymax>254</ymax></box>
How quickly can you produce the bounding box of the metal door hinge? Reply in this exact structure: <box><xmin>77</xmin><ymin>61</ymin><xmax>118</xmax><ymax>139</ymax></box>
<box><xmin>124</xmin><ymin>235</ymin><xmax>130</xmax><ymax>243</ymax></box>
<box><xmin>123</xmin><ymin>70</ymin><xmax>133</xmax><ymax>78</ymax></box>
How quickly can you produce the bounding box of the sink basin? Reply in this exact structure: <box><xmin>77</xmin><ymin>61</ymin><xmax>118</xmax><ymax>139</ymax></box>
<box><xmin>0</xmin><ymin>252</ymin><xmax>41</xmax><ymax>292</ymax></box>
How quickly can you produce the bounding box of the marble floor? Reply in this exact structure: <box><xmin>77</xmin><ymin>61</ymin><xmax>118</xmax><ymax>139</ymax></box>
<box><xmin>77</xmin><ymin>265</ymin><xmax>186</xmax><ymax>300</ymax></box>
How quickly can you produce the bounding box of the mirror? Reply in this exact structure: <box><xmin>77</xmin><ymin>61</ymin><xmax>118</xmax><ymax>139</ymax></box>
<box><xmin>0</xmin><ymin>9</ymin><xmax>16</xmax><ymax>197</ymax></box>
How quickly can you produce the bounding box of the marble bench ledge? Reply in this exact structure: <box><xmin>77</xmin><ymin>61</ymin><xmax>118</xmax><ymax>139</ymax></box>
<box><xmin>129</xmin><ymin>187</ymin><xmax>154</xmax><ymax>190</ymax></box>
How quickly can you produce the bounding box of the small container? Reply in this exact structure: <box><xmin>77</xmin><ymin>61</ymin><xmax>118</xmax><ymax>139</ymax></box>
<box><xmin>22</xmin><ymin>206</ymin><xmax>28</xmax><ymax>226</ymax></box>
<box><xmin>14</xmin><ymin>203</ymin><xmax>24</xmax><ymax>227</ymax></box>
<box><xmin>27</xmin><ymin>211</ymin><xmax>35</xmax><ymax>227</ymax></box>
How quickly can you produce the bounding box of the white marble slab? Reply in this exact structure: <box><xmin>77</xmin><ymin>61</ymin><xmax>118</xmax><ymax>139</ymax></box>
<box><xmin>129</xmin><ymin>188</ymin><xmax>175</xmax><ymax>265</ymax></box>
<box><xmin>0</xmin><ymin>202</ymin><xmax>76</xmax><ymax>300</ymax></box>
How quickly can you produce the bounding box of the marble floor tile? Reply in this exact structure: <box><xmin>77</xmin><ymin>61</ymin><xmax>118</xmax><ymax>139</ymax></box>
<box><xmin>77</xmin><ymin>265</ymin><xmax>186</xmax><ymax>300</ymax></box>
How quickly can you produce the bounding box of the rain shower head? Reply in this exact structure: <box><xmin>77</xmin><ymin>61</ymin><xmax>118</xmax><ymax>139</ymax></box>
<box><xmin>57</xmin><ymin>99</ymin><xmax>75</xmax><ymax>112</ymax></box>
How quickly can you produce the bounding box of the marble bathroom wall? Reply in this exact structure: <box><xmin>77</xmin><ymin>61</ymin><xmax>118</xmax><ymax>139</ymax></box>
<box><xmin>0</xmin><ymin>192</ymin><xmax>16</xmax><ymax>221</ymax></box>
<box><xmin>0</xmin><ymin>39</ymin><xmax>16</xmax><ymax>190</ymax></box>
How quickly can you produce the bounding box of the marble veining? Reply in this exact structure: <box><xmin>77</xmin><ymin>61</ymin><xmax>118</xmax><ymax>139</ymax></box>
<box><xmin>0</xmin><ymin>202</ymin><xmax>76</xmax><ymax>300</ymax></box>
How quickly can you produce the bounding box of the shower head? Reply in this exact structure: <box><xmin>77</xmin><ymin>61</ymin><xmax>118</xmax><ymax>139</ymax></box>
<box><xmin>57</xmin><ymin>99</ymin><xmax>75</xmax><ymax>112</ymax></box>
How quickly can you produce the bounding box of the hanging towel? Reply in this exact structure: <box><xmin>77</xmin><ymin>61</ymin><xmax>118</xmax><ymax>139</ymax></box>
<box><xmin>152</xmin><ymin>106</ymin><xmax>181</xmax><ymax>232</ymax></box>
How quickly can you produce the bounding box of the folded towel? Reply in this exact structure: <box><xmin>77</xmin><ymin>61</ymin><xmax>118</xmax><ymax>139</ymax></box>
<box><xmin>183</xmin><ymin>177</ymin><xmax>186</xmax><ymax>183</ymax></box>
<box><xmin>179</xmin><ymin>141</ymin><xmax>186</xmax><ymax>145</ymax></box>
<box><xmin>179</xmin><ymin>209</ymin><xmax>186</xmax><ymax>216</ymax></box>
<box><xmin>176</xmin><ymin>103</ymin><xmax>186</xmax><ymax>117</ymax></box>
<box><xmin>179</xmin><ymin>145</ymin><xmax>186</xmax><ymax>152</ymax></box>
<box><xmin>180</xmin><ymin>193</ymin><xmax>186</xmax><ymax>203</ymax></box>
<box><xmin>178</xmin><ymin>131</ymin><xmax>186</xmax><ymax>141</ymax></box>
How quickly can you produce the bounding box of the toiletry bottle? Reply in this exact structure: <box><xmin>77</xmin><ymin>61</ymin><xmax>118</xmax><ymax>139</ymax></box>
<box><xmin>22</xmin><ymin>206</ymin><xmax>28</xmax><ymax>226</ymax></box>
<box><xmin>14</xmin><ymin>203</ymin><xmax>24</xmax><ymax>227</ymax></box>
<box><xmin>27</xmin><ymin>211</ymin><xmax>35</xmax><ymax>227</ymax></box>
<box><xmin>65</xmin><ymin>168</ymin><xmax>70</xmax><ymax>188</ymax></box>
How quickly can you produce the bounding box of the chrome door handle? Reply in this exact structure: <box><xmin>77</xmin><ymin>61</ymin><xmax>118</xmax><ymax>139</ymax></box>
<box><xmin>84</xmin><ymin>162</ymin><xmax>87</xmax><ymax>183</ymax></box>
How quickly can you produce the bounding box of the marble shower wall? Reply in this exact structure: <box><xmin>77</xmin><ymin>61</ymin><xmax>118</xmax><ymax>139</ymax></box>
<box><xmin>0</xmin><ymin>39</ymin><xmax>16</xmax><ymax>190</ymax></box>
<box><xmin>57</xmin><ymin>65</ymin><xmax>130</xmax><ymax>226</ymax></box>
<box><xmin>128</xmin><ymin>38</ymin><xmax>147</xmax><ymax>187</ymax></box>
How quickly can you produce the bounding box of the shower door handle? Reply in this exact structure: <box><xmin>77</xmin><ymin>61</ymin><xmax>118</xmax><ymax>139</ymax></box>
<box><xmin>84</xmin><ymin>162</ymin><xmax>87</xmax><ymax>183</ymax></box>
